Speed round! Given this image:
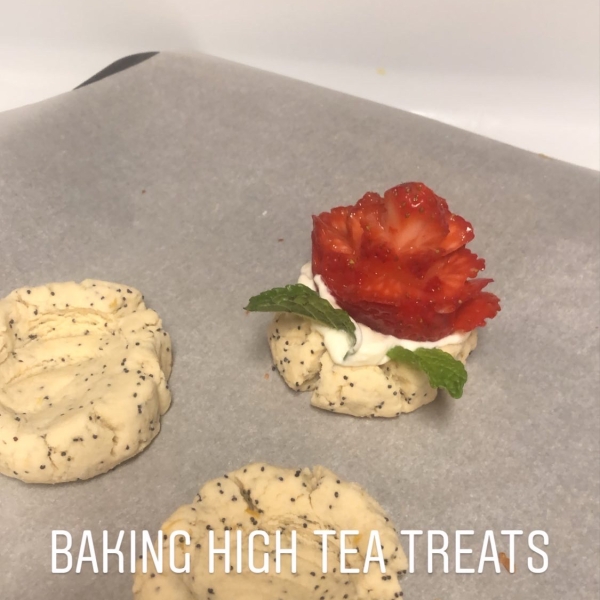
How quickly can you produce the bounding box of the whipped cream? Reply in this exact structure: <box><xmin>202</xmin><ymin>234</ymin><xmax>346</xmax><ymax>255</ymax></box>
<box><xmin>298</xmin><ymin>262</ymin><xmax>469</xmax><ymax>367</ymax></box>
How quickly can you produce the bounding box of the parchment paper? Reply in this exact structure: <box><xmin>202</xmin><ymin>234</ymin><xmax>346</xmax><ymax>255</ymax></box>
<box><xmin>0</xmin><ymin>52</ymin><xmax>598</xmax><ymax>600</ymax></box>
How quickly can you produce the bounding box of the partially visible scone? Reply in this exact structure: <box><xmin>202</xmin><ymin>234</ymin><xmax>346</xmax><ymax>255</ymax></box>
<box><xmin>268</xmin><ymin>313</ymin><xmax>477</xmax><ymax>418</ymax></box>
<box><xmin>0</xmin><ymin>280</ymin><xmax>172</xmax><ymax>483</ymax></box>
<box><xmin>133</xmin><ymin>462</ymin><xmax>408</xmax><ymax>600</ymax></box>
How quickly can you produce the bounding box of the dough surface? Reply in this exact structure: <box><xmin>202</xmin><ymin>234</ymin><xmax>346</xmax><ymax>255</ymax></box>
<box><xmin>269</xmin><ymin>313</ymin><xmax>477</xmax><ymax>417</ymax></box>
<box><xmin>133</xmin><ymin>462</ymin><xmax>407</xmax><ymax>600</ymax></box>
<box><xmin>0</xmin><ymin>280</ymin><xmax>172</xmax><ymax>483</ymax></box>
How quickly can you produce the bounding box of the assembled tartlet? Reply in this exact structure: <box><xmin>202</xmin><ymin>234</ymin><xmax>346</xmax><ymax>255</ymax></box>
<box><xmin>247</xmin><ymin>183</ymin><xmax>500</xmax><ymax>418</ymax></box>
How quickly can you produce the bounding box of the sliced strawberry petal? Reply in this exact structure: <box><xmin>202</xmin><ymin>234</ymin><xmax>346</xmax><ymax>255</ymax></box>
<box><xmin>312</xmin><ymin>183</ymin><xmax>500</xmax><ymax>340</ymax></box>
<box><xmin>439</xmin><ymin>214</ymin><xmax>474</xmax><ymax>255</ymax></box>
<box><xmin>453</xmin><ymin>292</ymin><xmax>501</xmax><ymax>332</ymax></box>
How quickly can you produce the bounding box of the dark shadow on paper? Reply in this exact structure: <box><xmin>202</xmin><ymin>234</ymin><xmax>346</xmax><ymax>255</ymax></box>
<box><xmin>75</xmin><ymin>52</ymin><xmax>159</xmax><ymax>89</ymax></box>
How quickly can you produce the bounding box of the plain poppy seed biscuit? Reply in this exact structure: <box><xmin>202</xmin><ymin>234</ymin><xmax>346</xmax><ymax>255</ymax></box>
<box><xmin>133</xmin><ymin>463</ymin><xmax>407</xmax><ymax>600</ymax></box>
<box><xmin>269</xmin><ymin>313</ymin><xmax>477</xmax><ymax>417</ymax></box>
<box><xmin>0</xmin><ymin>280</ymin><xmax>172</xmax><ymax>484</ymax></box>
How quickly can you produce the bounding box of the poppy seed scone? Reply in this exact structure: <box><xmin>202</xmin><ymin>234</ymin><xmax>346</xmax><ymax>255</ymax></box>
<box><xmin>133</xmin><ymin>462</ymin><xmax>408</xmax><ymax>600</ymax></box>
<box><xmin>0</xmin><ymin>280</ymin><xmax>172</xmax><ymax>484</ymax></box>
<box><xmin>268</xmin><ymin>313</ymin><xmax>477</xmax><ymax>417</ymax></box>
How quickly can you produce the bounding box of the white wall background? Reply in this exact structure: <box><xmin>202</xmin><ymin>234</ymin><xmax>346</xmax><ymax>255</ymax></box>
<box><xmin>1</xmin><ymin>0</ymin><xmax>598</xmax><ymax>170</ymax></box>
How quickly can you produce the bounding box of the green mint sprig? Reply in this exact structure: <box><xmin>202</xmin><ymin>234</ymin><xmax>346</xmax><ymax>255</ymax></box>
<box><xmin>386</xmin><ymin>346</ymin><xmax>467</xmax><ymax>398</ymax></box>
<box><xmin>245</xmin><ymin>284</ymin><xmax>357</xmax><ymax>346</ymax></box>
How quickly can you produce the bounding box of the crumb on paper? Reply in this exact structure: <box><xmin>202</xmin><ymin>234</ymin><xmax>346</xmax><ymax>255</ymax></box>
<box><xmin>141</xmin><ymin>189</ymin><xmax>146</xmax><ymax>194</ymax></box>
<box><xmin>499</xmin><ymin>552</ymin><xmax>514</xmax><ymax>573</ymax></box>
<box><xmin>264</xmin><ymin>373</ymin><xmax>270</xmax><ymax>380</ymax></box>
<box><xmin>376</xmin><ymin>67</ymin><xmax>386</xmax><ymax>75</ymax></box>
<box><xmin>278</xmin><ymin>238</ymin><xmax>284</xmax><ymax>242</ymax></box>
<box><xmin>262</xmin><ymin>210</ymin><xmax>268</xmax><ymax>216</ymax></box>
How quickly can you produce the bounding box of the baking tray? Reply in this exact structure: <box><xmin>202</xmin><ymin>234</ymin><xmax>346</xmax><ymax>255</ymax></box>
<box><xmin>0</xmin><ymin>52</ymin><xmax>598</xmax><ymax>600</ymax></box>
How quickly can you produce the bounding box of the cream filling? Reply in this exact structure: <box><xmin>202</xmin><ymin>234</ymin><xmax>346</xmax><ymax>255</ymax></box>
<box><xmin>298</xmin><ymin>262</ymin><xmax>468</xmax><ymax>366</ymax></box>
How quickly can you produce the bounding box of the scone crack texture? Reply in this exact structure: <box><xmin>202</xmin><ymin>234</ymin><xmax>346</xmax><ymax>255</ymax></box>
<box><xmin>269</xmin><ymin>313</ymin><xmax>477</xmax><ymax>418</ymax></box>
<box><xmin>133</xmin><ymin>462</ymin><xmax>408</xmax><ymax>600</ymax></box>
<box><xmin>0</xmin><ymin>280</ymin><xmax>172</xmax><ymax>483</ymax></box>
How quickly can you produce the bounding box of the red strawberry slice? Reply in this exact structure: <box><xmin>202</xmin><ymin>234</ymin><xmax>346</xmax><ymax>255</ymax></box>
<box><xmin>378</xmin><ymin>183</ymin><xmax>451</xmax><ymax>254</ymax></box>
<box><xmin>453</xmin><ymin>292</ymin><xmax>501</xmax><ymax>332</ymax></box>
<box><xmin>311</xmin><ymin>182</ymin><xmax>500</xmax><ymax>341</ymax></box>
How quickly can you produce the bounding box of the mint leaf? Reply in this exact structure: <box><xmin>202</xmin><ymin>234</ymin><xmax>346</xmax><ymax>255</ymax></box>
<box><xmin>386</xmin><ymin>346</ymin><xmax>467</xmax><ymax>399</ymax></box>
<box><xmin>245</xmin><ymin>284</ymin><xmax>356</xmax><ymax>346</ymax></box>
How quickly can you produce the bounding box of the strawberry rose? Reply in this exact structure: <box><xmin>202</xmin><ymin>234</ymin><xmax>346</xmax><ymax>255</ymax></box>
<box><xmin>311</xmin><ymin>182</ymin><xmax>500</xmax><ymax>341</ymax></box>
